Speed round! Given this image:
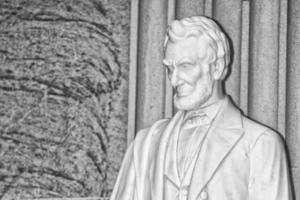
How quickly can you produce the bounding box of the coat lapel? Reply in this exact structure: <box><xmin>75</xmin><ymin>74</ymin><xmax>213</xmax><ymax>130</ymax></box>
<box><xmin>164</xmin><ymin>118</ymin><xmax>182</xmax><ymax>186</ymax></box>
<box><xmin>188</xmin><ymin>97</ymin><xmax>245</xmax><ymax>200</ymax></box>
<box><xmin>150</xmin><ymin>110</ymin><xmax>184</xmax><ymax>200</ymax></box>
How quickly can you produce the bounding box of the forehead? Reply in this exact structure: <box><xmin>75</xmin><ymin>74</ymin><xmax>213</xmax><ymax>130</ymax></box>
<box><xmin>164</xmin><ymin>36</ymin><xmax>209</xmax><ymax>63</ymax></box>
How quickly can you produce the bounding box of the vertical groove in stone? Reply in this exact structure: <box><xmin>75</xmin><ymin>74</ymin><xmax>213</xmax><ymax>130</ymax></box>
<box><xmin>240</xmin><ymin>1</ymin><xmax>250</xmax><ymax>115</ymax></box>
<box><xmin>213</xmin><ymin>0</ymin><xmax>242</xmax><ymax>106</ymax></box>
<box><xmin>277</xmin><ymin>0</ymin><xmax>288</xmax><ymax>136</ymax></box>
<box><xmin>136</xmin><ymin>0</ymin><xmax>168</xmax><ymax>131</ymax></box>
<box><xmin>127</xmin><ymin>0</ymin><xmax>139</xmax><ymax>145</ymax></box>
<box><xmin>248</xmin><ymin>0</ymin><xmax>280</xmax><ymax>130</ymax></box>
<box><xmin>168</xmin><ymin>0</ymin><xmax>176</xmax><ymax>23</ymax></box>
<box><xmin>175</xmin><ymin>0</ymin><xmax>205</xmax><ymax>19</ymax></box>
<box><xmin>204</xmin><ymin>0</ymin><xmax>213</xmax><ymax>17</ymax></box>
<box><xmin>286</xmin><ymin>0</ymin><xmax>300</xmax><ymax>199</ymax></box>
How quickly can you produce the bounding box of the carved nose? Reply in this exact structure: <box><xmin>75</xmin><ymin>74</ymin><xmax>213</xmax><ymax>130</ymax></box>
<box><xmin>170</xmin><ymin>69</ymin><xmax>180</xmax><ymax>86</ymax></box>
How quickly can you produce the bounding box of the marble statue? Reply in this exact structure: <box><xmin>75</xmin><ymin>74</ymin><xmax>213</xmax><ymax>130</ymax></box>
<box><xmin>110</xmin><ymin>16</ymin><xmax>292</xmax><ymax>200</ymax></box>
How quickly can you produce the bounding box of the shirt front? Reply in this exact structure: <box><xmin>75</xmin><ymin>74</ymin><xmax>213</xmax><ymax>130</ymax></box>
<box><xmin>164</xmin><ymin>98</ymin><xmax>225</xmax><ymax>200</ymax></box>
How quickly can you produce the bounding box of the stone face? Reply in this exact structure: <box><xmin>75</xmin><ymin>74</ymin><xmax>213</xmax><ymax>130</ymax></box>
<box><xmin>0</xmin><ymin>0</ymin><xmax>129</xmax><ymax>198</ymax></box>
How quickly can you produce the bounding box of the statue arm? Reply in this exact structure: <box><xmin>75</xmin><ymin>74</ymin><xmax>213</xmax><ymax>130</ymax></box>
<box><xmin>110</xmin><ymin>119</ymin><xmax>168</xmax><ymax>200</ymax></box>
<box><xmin>110</xmin><ymin>143</ymin><xmax>136</xmax><ymax>200</ymax></box>
<box><xmin>248</xmin><ymin>129</ymin><xmax>292</xmax><ymax>200</ymax></box>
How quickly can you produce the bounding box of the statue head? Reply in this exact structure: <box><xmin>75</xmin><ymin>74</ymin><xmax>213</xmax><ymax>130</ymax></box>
<box><xmin>163</xmin><ymin>16</ymin><xmax>231</xmax><ymax>111</ymax></box>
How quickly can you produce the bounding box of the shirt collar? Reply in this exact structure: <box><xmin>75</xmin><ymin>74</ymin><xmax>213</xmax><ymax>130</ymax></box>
<box><xmin>184</xmin><ymin>97</ymin><xmax>226</xmax><ymax>123</ymax></box>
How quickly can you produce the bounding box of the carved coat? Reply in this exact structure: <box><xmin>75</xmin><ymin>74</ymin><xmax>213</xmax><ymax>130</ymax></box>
<box><xmin>110</xmin><ymin>97</ymin><xmax>292</xmax><ymax>200</ymax></box>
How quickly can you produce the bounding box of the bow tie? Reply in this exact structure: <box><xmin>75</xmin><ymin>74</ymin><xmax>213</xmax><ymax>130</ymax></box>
<box><xmin>182</xmin><ymin>111</ymin><xmax>210</xmax><ymax>129</ymax></box>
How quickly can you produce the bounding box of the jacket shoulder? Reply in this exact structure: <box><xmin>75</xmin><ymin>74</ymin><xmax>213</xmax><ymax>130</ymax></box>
<box><xmin>242</xmin><ymin>116</ymin><xmax>284</xmax><ymax>150</ymax></box>
<box><xmin>134</xmin><ymin>118</ymin><xmax>170</xmax><ymax>145</ymax></box>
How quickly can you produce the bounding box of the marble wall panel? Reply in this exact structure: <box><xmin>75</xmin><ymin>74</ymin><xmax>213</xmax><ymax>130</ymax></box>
<box><xmin>0</xmin><ymin>0</ymin><xmax>129</xmax><ymax>198</ymax></box>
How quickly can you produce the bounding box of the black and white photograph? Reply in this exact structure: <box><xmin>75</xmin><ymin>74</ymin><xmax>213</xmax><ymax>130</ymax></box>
<box><xmin>0</xmin><ymin>0</ymin><xmax>298</xmax><ymax>200</ymax></box>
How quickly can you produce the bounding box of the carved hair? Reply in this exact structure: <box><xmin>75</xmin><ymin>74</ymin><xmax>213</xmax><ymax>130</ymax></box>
<box><xmin>164</xmin><ymin>16</ymin><xmax>231</xmax><ymax>67</ymax></box>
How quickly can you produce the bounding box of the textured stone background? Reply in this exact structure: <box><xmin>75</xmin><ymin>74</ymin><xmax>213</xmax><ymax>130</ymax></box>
<box><xmin>0</xmin><ymin>0</ymin><xmax>129</xmax><ymax>199</ymax></box>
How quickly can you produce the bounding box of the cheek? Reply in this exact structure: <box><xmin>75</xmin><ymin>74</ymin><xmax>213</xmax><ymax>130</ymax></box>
<box><xmin>186</xmin><ymin>70</ymin><xmax>203</xmax><ymax>85</ymax></box>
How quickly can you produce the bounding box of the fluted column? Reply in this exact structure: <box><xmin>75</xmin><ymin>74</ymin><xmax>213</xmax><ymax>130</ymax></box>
<box><xmin>136</xmin><ymin>0</ymin><xmax>168</xmax><ymax>131</ymax></box>
<box><xmin>248</xmin><ymin>0</ymin><xmax>280</xmax><ymax>130</ymax></box>
<box><xmin>175</xmin><ymin>0</ymin><xmax>205</xmax><ymax>19</ymax></box>
<box><xmin>286</xmin><ymin>0</ymin><xmax>300</xmax><ymax>199</ymax></box>
<box><xmin>213</xmin><ymin>0</ymin><xmax>242</xmax><ymax>106</ymax></box>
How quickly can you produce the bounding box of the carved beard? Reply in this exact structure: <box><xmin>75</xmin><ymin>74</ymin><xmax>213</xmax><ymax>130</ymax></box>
<box><xmin>173</xmin><ymin>73</ymin><xmax>213</xmax><ymax>111</ymax></box>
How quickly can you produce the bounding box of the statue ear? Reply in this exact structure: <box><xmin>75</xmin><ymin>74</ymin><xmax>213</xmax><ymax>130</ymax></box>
<box><xmin>212</xmin><ymin>58</ymin><xmax>225</xmax><ymax>80</ymax></box>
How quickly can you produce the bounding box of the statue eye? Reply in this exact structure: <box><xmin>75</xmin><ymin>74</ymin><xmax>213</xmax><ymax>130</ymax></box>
<box><xmin>179</xmin><ymin>63</ymin><xmax>193</xmax><ymax>69</ymax></box>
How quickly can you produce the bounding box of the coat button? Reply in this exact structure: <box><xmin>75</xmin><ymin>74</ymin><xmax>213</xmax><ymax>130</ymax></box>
<box><xmin>178</xmin><ymin>188</ymin><xmax>188</xmax><ymax>200</ymax></box>
<box><xmin>200</xmin><ymin>191</ymin><xmax>208</xmax><ymax>199</ymax></box>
